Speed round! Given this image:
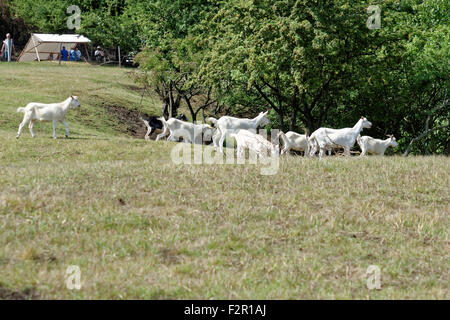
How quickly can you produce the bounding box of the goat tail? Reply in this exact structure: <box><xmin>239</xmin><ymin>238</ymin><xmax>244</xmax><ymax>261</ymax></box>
<box><xmin>16</xmin><ymin>107</ymin><xmax>26</xmax><ymax>113</ymax></box>
<box><xmin>206</xmin><ymin>117</ymin><xmax>218</xmax><ymax>127</ymax></box>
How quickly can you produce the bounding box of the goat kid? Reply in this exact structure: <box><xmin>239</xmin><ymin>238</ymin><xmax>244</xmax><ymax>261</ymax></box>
<box><xmin>357</xmin><ymin>134</ymin><xmax>398</xmax><ymax>156</ymax></box>
<box><xmin>16</xmin><ymin>96</ymin><xmax>80</xmax><ymax>139</ymax></box>
<box><xmin>230</xmin><ymin>129</ymin><xmax>279</xmax><ymax>159</ymax></box>
<box><xmin>308</xmin><ymin>116</ymin><xmax>372</xmax><ymax>158</ymax></box>
<box><xmin>207</xmin><ymin>111</ymin><xmax>270</xmax><ymax>153</ymax></box>
<box><xmin>278</xmin><ymin>130</ymin><xmax>309</xmax><ymax>156</ymax></box>
<box><xmin>141</xmin><ymin>114</ymin><xmax>187</xmax><ymax>140</ymax></box>
<box><xmin>156</xmin><ymin>117</ymin><xmax>214</xmax><ymax>144</ymax></box>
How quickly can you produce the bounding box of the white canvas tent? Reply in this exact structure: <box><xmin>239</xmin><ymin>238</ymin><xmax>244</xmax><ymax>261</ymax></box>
<box><xmin>18</xmin><ymin>33</ymin><xmax>91</xmax><ymax>62</ymax></box>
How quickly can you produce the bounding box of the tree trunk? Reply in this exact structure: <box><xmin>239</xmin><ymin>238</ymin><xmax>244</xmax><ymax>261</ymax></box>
<box><xmin>303</xmin><ymin>106</ymin><xmax>315</xmax><ymax>133</ymax></box>
<box><xmin>168</xmin><ymin>82</ymin><xmax>174</xmax><ymax>118</ymax></box>
<box><xmin>162</xmin><ymin>98</ymin><xmax>169</xmax><ymax>120</ymax></box>
<box><xmin>403</xmin><ymin>123</ymin><xmax>449</xmax><ymax>156</ymax></box>
<box><xmin>185</xmin><ymin>97</ymin><xmax>196</xmax><ymax>123</ymax></box>
<box><xmin>289</xmin><ymin>86</ymin><xmax>299</xmax><ymax>131</ymax></box>
<box><xmin>277</xmin><ymin>110</ymin><xmax>285</xmax><ymax>132</ymax></box>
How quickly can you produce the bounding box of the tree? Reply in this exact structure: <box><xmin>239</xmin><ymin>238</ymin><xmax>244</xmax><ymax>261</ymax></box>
<box><xmin>198</xmin><ymin>0</ymin><xmax>448</xmax><ymax>153</ymax></box>
<box><xmin>132</xmin><ymin>0</ymin><xmax>220</xmax><ymax>121</ymax></box>
<box><xmin>199</xmin><ymin>0</ymin><xmax>412</xmax><ymax>133</ymax></box>
<box><xmin>0</xmin><ymin>0</ymin><xmax>29</xmax><ymax>47</ymax></box>
<box><xmin>350</xmin><ymin>0</ymin><xmax>449</xmax><ymax>154</ymax></box>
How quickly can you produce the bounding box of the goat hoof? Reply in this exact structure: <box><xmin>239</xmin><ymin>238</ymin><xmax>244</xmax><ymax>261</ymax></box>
<box><xmin>16</xmin><ymin>135</ymin><xmax>19</xmax><ymax>139</ymax></box>
<box><xmin>65</xmin><ymin>135</ymin><xmax>69</xmax><ymax>139</ymax></box>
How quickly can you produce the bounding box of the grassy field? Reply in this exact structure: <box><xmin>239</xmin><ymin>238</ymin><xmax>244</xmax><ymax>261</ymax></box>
<box><xmin>0</xmin><ymin>62</ymin><xmax>448</xmax><ymax>299</ymax></box>
<box><xmin>0</xmin><ymin>61</ymin><xmax>160</xmax><ymax>138</ymax></box>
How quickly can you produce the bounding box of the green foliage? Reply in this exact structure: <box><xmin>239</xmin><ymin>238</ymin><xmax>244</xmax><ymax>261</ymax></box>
<box><xmin>10</xmin><ymin>0</ymin><xmax>138</xmax><ymax>51</ymax></box>
<box><xmin>0</xmin><ymin>0</ymin><xmax>29</xmax><ymax>46</ymax></box>
<box><xmin>132</xmin><ymin>0</ymin><xmax>220</xmax><ymax>120</ymax></box>
<box><xmin>7</xmin><ymin>0</ymin><xmax>450</xmax><ymax>153</ymax></box>
<box><xmin>197</xmin><ymin>0</ymin><xmax>448</xmax><ymax>152</ymax></box>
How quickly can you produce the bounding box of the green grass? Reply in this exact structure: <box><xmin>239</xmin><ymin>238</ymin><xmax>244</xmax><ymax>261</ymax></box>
<box><xmin>0</xmin><ymin>62</ymin><xmax>449</xmax><ymax>299</ymax></box>
<box><xmin>0</xmin><ymin>61</ymin><xmax>160</xmax><ymax>138</ymax></box>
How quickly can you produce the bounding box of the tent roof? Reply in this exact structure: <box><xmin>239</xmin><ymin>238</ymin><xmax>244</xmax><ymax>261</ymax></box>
<box><xmin>18</xmin><ymin>33</ymin><xmax>91</xmax><ymax>62</ymax></box>
<box><xmin>32</xmin><ymin>33</ymin><xmax>91</xmax><ymax>43</ymax></box>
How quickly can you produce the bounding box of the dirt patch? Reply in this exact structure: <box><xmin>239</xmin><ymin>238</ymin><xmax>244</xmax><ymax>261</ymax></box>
<box><xmin>158</xmin><ymin>248</ymin><xmax>182</xmax><ymax>265</ymax></box>
<box><xmin>0</xmin><ymin>286</ymin><xmax>40</xmax><ymax>300</ymax></box>
<box><xmin>104</xmin><ymin>104</ymin><xmax>150</xmax><ymax>139</ymax></box>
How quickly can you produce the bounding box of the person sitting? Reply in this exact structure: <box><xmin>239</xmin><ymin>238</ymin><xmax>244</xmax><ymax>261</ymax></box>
<box><xmin>75</xmin><ymin>48</ymin><xmax>82</xmax><ymax>61</ymax></box>
<box><xmin>60</xmin><ymin>46</ymin><xmax>69</xmax><ymax>61</ymax></box>
<box><xmin>70</xmin><ymin>47</ymin><xmax>81</xmax><ymax>61</ymax></box>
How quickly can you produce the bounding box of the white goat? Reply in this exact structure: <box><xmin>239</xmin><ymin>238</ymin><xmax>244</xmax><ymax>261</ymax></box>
<box><xmin>16</xmin><ymin>96</ymin><xmax>81</xmax><ymax>139</ymax></box>
<box><xmin>229</xmin><ymin>129</ymin><xmax>279</xmax><ymax>159</ymax></box>
<box><xmin>278</xmin><ymin>130</ymin><xmax>309</xmax><ymax>156</ymax></box>
<box><xmin>207</xmin><ymin>111</ymin><xmax>270</xmax><ymax>153</ymax></box>
<box><xmin>357</xmin><ymin>134</ymin><xmax>398</xmax><ymax>156</ymax></box>
<box><xmin>308</xmin><ymin>117</ymin><xmax>372</xmax><ymax>158</ymax></box>
<box><xmin>156</xmin><ymin>117</ymin><xmax>214</xmax><ymax>144</ymax></box>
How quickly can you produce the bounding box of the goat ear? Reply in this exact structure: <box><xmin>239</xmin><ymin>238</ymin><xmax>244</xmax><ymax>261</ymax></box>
<box><xmin>361</xmin><ymin>116</ymin><xmax>365</xmax><ymax>120</ymax></box>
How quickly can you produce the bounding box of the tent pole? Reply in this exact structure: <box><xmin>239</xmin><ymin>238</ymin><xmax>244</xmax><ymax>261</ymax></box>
<box><xmin>118</xmin><ymin>46</ymin><xmax>121</xmax><ymax>68</ymax></box>
<box><xmin>17</xmin><ymin>36</ymin><xmax>32</xmax><ymax>62</ymax></box>
<box><xmin>58</xmin><ymin>43</ymin><xmax>62</xmax><ymax>65</ymax></box>
<box><xmin>31</xmin><ymin>35</ymin><xmax>41</xmax><ymax>62</ymax></box>
<box><xmin>84</xmin><ymin>43</ymin><xmax>90</xmax><ymax>61</ymax></box>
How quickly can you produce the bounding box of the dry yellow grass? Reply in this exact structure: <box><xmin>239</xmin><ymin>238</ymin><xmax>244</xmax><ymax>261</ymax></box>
<box><xmin>0</xmin><ymin>134</ymin><xmax>448</xmax><ymax>299</ymax></box>
<box><xmin>0</xmin><ymin>63</ymin><xmax>448</xmax><ymax>299</ymax></box>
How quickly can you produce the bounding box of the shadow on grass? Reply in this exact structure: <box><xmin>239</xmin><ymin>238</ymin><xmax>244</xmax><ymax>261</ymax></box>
<box><xmin>65</xmin><ymin>136</ymin><xmax>111</xmax><ymax>141</ymax></box>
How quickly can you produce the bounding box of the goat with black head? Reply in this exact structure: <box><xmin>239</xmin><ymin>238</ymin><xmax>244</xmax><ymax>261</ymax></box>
<box><xmin>141</xmin><ymin>114</ymin><xmax>187</xmax><ymax>140</ymax></box>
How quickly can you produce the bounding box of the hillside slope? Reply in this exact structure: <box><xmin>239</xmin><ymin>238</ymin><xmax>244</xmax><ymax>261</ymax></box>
<box><xmin>0</xmin><ymin>62</ymin><xmax>160</xmax><ymax>139</ymax></box>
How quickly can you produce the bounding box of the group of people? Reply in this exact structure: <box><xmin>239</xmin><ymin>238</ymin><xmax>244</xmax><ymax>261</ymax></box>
<box><xmin>60</xmin><ymin>46</ymin><xmax>82</xmax><ymax>62</ymax></box>
<box><xmin>1</xmin><ymin>32</ymin><xmax>107</xmax><ymax>63</ymax></box>
<box><xmin>61</xmin><ymin>45</ymin><xmax>106</xmax><ymax>62</ymax></box>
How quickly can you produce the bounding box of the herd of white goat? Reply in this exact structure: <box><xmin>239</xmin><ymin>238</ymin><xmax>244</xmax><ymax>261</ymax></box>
<box><xmin>15</xmin><ymin>96</ymin><xmax>398</xmax><ymax>158</ymax></box>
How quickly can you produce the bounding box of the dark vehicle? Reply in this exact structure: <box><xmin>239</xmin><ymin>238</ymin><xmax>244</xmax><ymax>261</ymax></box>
<box><xmin>122</xmin><ymin>52</ymin><xmax>138</xmax><ymax>67</ymax></box>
